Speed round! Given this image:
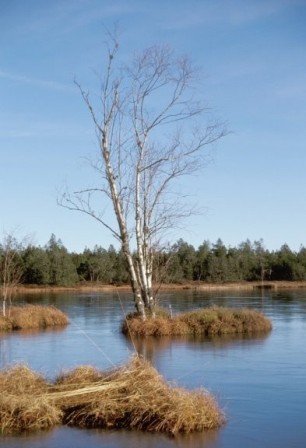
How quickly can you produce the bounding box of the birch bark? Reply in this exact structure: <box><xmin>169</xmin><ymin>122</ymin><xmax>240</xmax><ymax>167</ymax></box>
<box><xmin>59</xmin><ymin>36</ymin><xmax>226</xmax><ymax>317</ymax></box>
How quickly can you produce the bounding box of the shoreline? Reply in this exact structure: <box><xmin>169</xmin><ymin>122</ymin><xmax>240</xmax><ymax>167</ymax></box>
<box><xmin>11</xmin><ymin>280</ymin><xmax>306</xmax><ymax>295</ymax></box>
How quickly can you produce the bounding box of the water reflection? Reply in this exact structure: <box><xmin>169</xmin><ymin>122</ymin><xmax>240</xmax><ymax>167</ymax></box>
<box><xmin>1</xmin><ymin>289</ymin><xmax>306</xmax><ymax>447</ymax></box>
<box><xmin>0</xmin><ymin>426</ymin><xmax>221</xmax><ymax>448</ymax></box>
<box><xmin>0</xmin><ymin>326</ymin><xmax>67</xmax><ymax>339</ymax></box>
<box><xmin>0</xmin><ymin>326</ymin><xmax>67</xmax><ymax>367</ymax></box>
<box><xmin>131</xmin><ymin>331</ymin><xmax>271</xmax><ymax>363</ymax></box>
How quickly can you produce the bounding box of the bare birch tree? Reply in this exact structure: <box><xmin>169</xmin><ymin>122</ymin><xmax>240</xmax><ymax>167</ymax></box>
<box><xmin>59</xmin><ymin>37</ymin><xmax>227</xmax><ymax>318</ymax></box>
<box><xmin>0</xmin><ymin>234</ymin><xmax>24</xmax><ymax>317</ymax></box>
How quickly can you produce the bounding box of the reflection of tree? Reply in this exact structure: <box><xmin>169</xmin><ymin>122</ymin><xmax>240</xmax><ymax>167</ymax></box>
<box><xmin>130</xmin><ymin>331</ymin><xmax>271</xmax><ymax>363</ymax></box>
<box><xmin>131</xmin><ymin>336</ymin><xmax>175</xmax><ymax>363</ymax></box>
<box><xmin>0</xmin><ymin>337</ymin><xmax>9</xmax><ymax>367</ymax></box>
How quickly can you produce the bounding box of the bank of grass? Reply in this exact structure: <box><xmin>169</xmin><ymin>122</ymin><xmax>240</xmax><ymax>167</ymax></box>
<box><xmin>0</xmin><ymin>305</ymin><xmax>69</xmax><ymax>332</ymax></box>
<box><xmin>0</xmin><ymin>356</ymin><xmax>224</xmax><ymax>435</ymax></box>
<box><xmin>13</xmin><ymin>280</ymin><xmax>306</xmax><ymax>295</ymax></box>
<box><xmin>122</xmin><ymin>306</ymin><xmax>272</xmax><ymax>337</ymax></box>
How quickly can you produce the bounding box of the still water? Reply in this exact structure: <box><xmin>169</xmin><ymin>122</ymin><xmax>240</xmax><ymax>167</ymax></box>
<box><xmin>0</xmin><ymin>289</ymin><xmax>306</xmax><ymax>447</ymax></box>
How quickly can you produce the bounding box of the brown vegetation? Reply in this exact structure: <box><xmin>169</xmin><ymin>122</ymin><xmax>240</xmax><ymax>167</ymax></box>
<box><xmin>13</xmin><ymin>280</ymin><xmax>306</xmax><ymax>296</ymax></box>
<box><xmin>0</xmin><ymin>365</ymin><xmax>62</xmax><ymax>432</ymax></box>
<box><xmin>0</xmin><ymin>356</ymin><xmax>224</xmax><ymax>435</ymax></box>
<box><xmin>0</xmin><ymin>305</ymin><xmax>69</xmax><ymax>332</ymax></box>
<box><xmin>122</xmin><ymin>306</ymin><xmax>272</xmax><ymax>337</ymax></box>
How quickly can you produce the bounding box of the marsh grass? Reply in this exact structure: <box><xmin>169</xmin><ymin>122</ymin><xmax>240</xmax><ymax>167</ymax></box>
<box><xmin>0</xmin><ymin>365</ymin><xmax>62</xmax><ymax>432</ymax></box>
<box><xmin>0</xmin><ymin>305</ymin><xmax>69</xmax><ymax>332</ymax></box>
<box><xmin>122</xmin><ymin>306</ymin><xmax>272</xmax><ymax>337</ymax></box>
<box><xmin>0</xmin><ymin>357</ymin><xmax>224</xmax><ymax>435</ymax></box>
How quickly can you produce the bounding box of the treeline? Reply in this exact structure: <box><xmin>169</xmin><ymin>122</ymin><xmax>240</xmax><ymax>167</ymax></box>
<box><xmin>1</xmin><ymin>234</ymin><xmax>306</xmax><ymax>287</ymax></box>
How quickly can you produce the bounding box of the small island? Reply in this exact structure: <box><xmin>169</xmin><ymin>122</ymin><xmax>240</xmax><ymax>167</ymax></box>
<box><xmin>122</xmin><ymin>306</ymin><xmax>272</xmax><ymax>337</ymax></box>
<box><xmin>0</xmin><ymin>305</ymin><xmax>69</xmax><ymax>332</ymax></box>
<box><xmin>0</xmin><ymin>356</ymin><xmax>224</xmax><ymax>435</ymax></box>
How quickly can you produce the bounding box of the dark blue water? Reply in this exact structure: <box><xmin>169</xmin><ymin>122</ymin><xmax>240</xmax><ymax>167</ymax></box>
<box><xmin>1</xmin><ymin>289</ymin><xmax>306</xmax><ymax>447</ymax></box>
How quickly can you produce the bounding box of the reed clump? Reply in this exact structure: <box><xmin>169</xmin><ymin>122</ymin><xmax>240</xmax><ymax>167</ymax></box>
<box><xmin>122</xmin><ymin>306</ymin><xmax>272</xmax><ymax>337</ymax></box>
<box><xmin>56</xmin><ymin>356</ymin><xmax>224</xmax><ymax>433</ymax></box>
<box><xmin>0</xmin><ymin>357</ymin><xmax>224</xmax><ymax>435</ymax></box>
<box><xmin>0</xmin><ymin>365</ymin><xmax>62</xmax><ymax>432</ymax></box>
<box><xmin>0</xmin><ymin>305</ymin><xmax>69</xmax><ymax>332</ymax></box>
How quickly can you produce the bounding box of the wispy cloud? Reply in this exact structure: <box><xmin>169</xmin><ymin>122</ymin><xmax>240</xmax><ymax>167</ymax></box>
<box><xmin>0</xmin><ymin>70</ymin><xmax>74</xmax><ymax>92</ymax></box>
<box><xmin>161</xmin><ymin>0</ymin><xmax>305</xmax><ymax>30</ymax></box>
<box><xmin>0</xmin><ymin>113</ymin><xmax>91</xmax><ymax>139</ymax></box>
<box><xmin>8</xmin><ymin>0</ymin><xmax>138</xmax><ymax>37</ymax></box>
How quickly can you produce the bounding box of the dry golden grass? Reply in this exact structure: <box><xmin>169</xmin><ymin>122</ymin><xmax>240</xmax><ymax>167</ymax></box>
<box><xmin>0</xmin><ymin>357</ymin><xmax>224</xmax><ymax>435</ymax></box>
<box><xmin>0</xmin><ymin>365</ymin><xmax>62</xmax><ymax>432</ymax></box>
<box><xmin>122</xmin><ymin>306</ymin><xmax>272</xmax><ymax>337</ymax></box>
<box><xmin>0</xmin><ymin>305</ymin><xmax>69</xmax><ymax>332</ymax></box>
<box><xmin>53</xmin><ymin>356</ymin><xmax>224</xmax><ymax>434</ymax></box>
<box><xmin>55</xmin><ymin>365</ymin><xmax>102</xmax><ymax>387</ymax></box>
<box><xmin>0</xmin><ymin>364</ymin><xmax>47</xmax><ymax>395</ymax></box>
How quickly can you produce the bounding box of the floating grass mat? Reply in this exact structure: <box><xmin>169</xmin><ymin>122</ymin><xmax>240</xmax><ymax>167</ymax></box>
<box><xmin>122</xmin><ymin>305</ymin><xmax>272</xmax><ymax>337</ymax></box>
<box><xmin>0</xmin><ymin>357</ymin><xmax>224</xmax><ymax>435</ymax></box>
<box><xmin>0</xmin><ymin>305</ymin><xmax>69</xmax><ymax>332</ymax></box>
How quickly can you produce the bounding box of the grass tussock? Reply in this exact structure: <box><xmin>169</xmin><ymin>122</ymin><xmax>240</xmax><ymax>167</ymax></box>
<box><xmin>0</xmin><ymin>365</ymin><xmax>62</xmax><ymax>432</ymax></box>
<box><xmin>122</xmin><ymin>306</ymin><xmax>272</xmax><ymax>337</ymax></box>
<box><xmin>0</xmin><ymin>357</ymin><xmax>224</xmax><ymax>435</ymax></box>
<box><xmin>0</xmin><ymin>305</ymin><xmax>69</xmax><ymax>332</ymax></box>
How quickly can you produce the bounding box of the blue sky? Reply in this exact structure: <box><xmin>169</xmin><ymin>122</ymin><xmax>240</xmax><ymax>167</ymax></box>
<box><xmin>1</xmin><ymin>0</ymin><xmax>306</xmax><ymax>252</ymax></box>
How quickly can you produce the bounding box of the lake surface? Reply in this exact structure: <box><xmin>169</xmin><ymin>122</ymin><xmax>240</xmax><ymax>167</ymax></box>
<box><xmin>0</xmin><ymin>288</ymin><xmax>306</xmax><ymax>447</ymax></box>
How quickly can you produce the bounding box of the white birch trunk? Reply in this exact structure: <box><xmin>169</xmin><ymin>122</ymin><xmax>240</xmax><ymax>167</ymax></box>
<box><xmin>135</xmin><ymin>149</ymin><xmax>156</xmax><ymax>315</ymax></box>
<box><xmin>102</xmin><ymin>130</ymin><xmax>146</xmax><ymax>318</ymax></box>
<box><xmin>61</xmin><ymin>38</ymin><xmax>226</xmax><ymax>318</ymax></box>
<box><xmin>135</xmin><ymin>162</ymin><xmax>149</xmax><ymax>306</ymax></box>
<box><xmin>2</xmin><ymin>296</ymin><xmax>6</xmax><ymax>317</ymax></box>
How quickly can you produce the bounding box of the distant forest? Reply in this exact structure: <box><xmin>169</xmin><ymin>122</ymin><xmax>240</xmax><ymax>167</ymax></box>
<box><xmin>1</xmin><ymin>233</ymin><xmax>306</xmax><ymax>287</ymax></box>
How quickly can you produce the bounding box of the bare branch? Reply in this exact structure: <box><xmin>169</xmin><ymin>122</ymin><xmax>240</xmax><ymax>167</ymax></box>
<box><xmin>60</xmin><ymin>36</ymin><xmax>227</xmax><ymax>313</ymax></box>
<box><xmin>58</xmin><ymin>192</ymin><xmax>121</xmax><ymax>241</ymax></box>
